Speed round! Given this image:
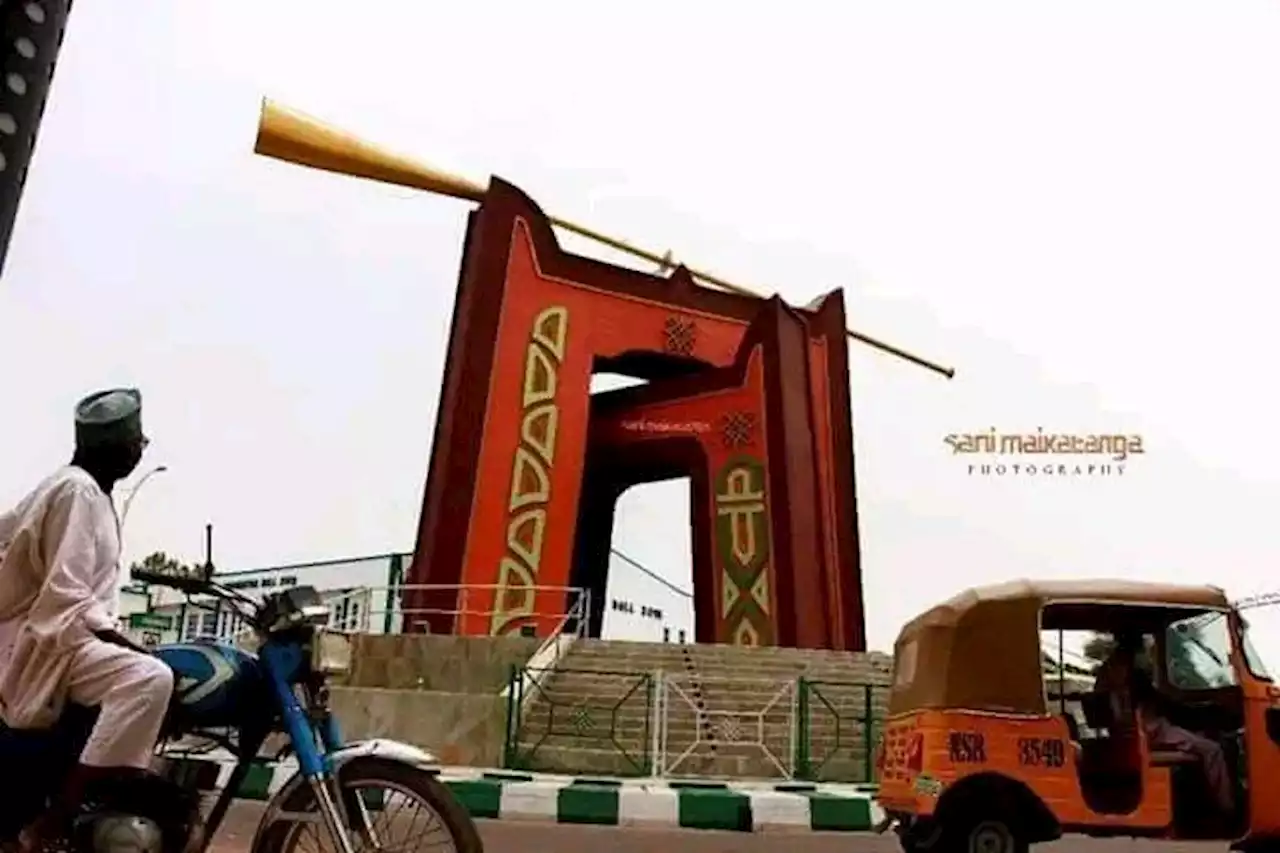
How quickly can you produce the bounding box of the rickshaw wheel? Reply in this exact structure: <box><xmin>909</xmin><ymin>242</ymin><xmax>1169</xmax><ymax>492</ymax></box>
<box><xmin>960</xmin><ymin>818</ymin><xmax>1026</xmax><ymax>853</ymax></box>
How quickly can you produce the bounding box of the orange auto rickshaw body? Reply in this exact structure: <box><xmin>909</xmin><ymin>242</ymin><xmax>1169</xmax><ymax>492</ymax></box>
<box><xmin>876</xmin><ymin>579</ymin><xmax>1280</xmax><ymax>850</ymax></box>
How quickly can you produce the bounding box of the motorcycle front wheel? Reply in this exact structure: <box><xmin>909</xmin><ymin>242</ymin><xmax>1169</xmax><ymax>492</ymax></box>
<box><xmin>252</xmin><ymin>755</ymin><xmax>483</xmax><ymax>853</ymax></box>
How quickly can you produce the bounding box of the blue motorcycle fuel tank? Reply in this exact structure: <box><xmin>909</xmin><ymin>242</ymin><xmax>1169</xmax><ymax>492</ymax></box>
<box><xmin>154</xmin><ymin>641</ymin><xmax>271</xmax><ymax>731</ymax></box>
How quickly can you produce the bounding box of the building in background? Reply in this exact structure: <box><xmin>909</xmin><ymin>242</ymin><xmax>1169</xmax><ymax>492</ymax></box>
<box><xmin>129</xmin><ymin>548</ymin><xmax>693</xmax><ymax>645</ymax></box>
<box><xmin>601</xmin><ymin>549</ymin><xmax>694</xmax><ymax>643</ymax></box>
<box><xmin>0</xmin><ymin>1</ymin><xmax>74</xmax><ymax>276</ymax></box>
<box><xmin>602</xmin><ymin>597</ymin><xmax>695</xmax><ymax>644</ymax></box>
<box><xmin>140</xmin><ymin>552</ymin><xmax>405</xmax><ymax>646</ymax></box>
<box><xmin>116</xmin><ymin>581</ymin><xmax>156</xmax><ymax>644</ymax></box>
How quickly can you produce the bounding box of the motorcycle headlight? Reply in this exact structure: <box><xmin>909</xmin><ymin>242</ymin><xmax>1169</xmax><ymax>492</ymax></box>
<box><xmin>311</xmin><ymin>629</ymin><xmax>352</xmax><ymax>675</ymax></box>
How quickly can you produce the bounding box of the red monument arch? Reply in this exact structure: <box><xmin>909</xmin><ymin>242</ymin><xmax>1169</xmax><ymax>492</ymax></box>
<box><xmin>406</xmin><ymin>180</ymin><xmax>867</xmax><ymax>650</ymax></box>
<box><xmin>250</xmin><ymin>99</ymin><xmax>952</xmax><ymax>652</ymax></box>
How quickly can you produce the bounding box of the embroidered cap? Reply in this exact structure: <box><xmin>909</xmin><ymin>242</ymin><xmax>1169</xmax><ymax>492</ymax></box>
<box><xmin>74</xmin><ymin>387</ymin><xmax>145</xmax><ymax>449</ymax></box>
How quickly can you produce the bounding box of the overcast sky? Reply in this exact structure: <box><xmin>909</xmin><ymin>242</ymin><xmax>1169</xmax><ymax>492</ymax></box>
<box><xmin>2</xmin><ymin>0</ymin><xmax>1279</xmax><ymax>656</ymax></box>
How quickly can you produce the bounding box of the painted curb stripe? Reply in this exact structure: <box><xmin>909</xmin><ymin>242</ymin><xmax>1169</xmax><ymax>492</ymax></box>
<box><xmin>478</xmin><ymin>781</ymin><xmax>881</xmax><ymax>832</ymax></box>
<box><xmin>808</xmin><ymin>792</ymin><xmax>873</xmax><ymax>832</ymax></box>
<box><xmin>620</xmin><ymin>785</ymin><xmax>678</xmax><ymax>826</ymax></box>
<box><xmin>678</xmin><ymin>787</ymin><xmax>752</xmax><ymax>832</ymax></box>
<box><xmin>446</xmin><ymin>779</ymin><xmax>503</xmax><ymax>820</ymax></box>
<box><xmin>558</xmin><ymin>785</ymin><xmax>620</xmax><ymax>825</ymax></box>
<box><xmin>751</xmin><ymin>792</ymin><xmax>813</xmax><ymax>831</ymax></box>
<box><xmin>193</xmin><ymin>756</ymin><xmax>882</xmax><ymax>832</ymax></box>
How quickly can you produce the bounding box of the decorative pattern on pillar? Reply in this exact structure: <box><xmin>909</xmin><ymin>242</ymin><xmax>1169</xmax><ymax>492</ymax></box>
<box><xmin>489</xmin><ymin>305</ymin><xmax>570</xmax><ymax>636</ymax></box>
<box><xmin>661</xmin><ymin>315</ymin><xmax>697</xmax><ymax>357</ymax></box>
<box><xmin>0</xmin><ymin>0</ymin><xmax>73</xmax><ymax>276</ymax></box>
<box><xmin>713</xmin><ymin>456</ymin><xmax>775</xmax><ymax>646</ymax></box>
<box><xmin>720</xmin><ymin>411</ymin><xmax>757</xmax><ymax>450</ymax></box>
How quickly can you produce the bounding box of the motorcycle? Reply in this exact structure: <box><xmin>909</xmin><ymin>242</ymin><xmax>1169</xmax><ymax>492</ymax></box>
<box><xmin>0</xmin><ymin>560</ymin><xmax>483</xmax><ymax>853</ymax></box>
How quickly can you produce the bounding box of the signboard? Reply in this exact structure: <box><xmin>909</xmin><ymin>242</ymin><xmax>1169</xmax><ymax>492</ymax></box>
<box><xmin>129</xmin><ymin>612</ymin><xmax>173</xmax><ymax>631</ymax></box>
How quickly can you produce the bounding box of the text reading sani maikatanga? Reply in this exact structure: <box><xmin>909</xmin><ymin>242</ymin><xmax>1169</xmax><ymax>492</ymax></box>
<box><xmin>943</xmin><ymin>428</ymin><xmax>1144</xmax><ymax>462</ymax></box>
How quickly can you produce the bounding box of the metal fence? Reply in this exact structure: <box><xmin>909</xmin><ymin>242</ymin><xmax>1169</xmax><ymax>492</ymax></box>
<box><xmin>326</xmin><ymin>584</ymin><xmax>593</xmax><ymax>639</ymax></box>
<box><xmin>158</xmin><ymin>584</ymin><xmax>592</xmax><ymax>650</ymax></box>
<box><xmin>502</xmin><ymin>667</ymin><xmax>884</xmax><ymax>782</ymax></box>
<box><xmin>659</xmin><ymin>673</ymin><xmax>797</xmax><ymax>778</ymax></box>
<box><xmin>503</xmin><ymin>666</ymin><xmax>655</xmax><ymax>777</ymax></box>
<box><xmin>793</xmin><ymin>678</ymin><xmax>879</xmax><ymax>783</ymax></box>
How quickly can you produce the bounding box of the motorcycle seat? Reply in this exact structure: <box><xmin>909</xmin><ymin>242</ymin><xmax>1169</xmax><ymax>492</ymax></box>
<box><xmin>0</xmin><ymin>704</ymin><xmax>98</xmax><ymax>761</ymax></box>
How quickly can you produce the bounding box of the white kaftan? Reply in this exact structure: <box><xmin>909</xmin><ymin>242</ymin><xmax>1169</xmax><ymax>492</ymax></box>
<box><xmin>0</xmin><ymin>465</ymin><xmax>173</xmax><ymax>768</ymax></box>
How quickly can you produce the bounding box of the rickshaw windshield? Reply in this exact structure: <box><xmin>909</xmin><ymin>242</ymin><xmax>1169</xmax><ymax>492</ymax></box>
<box><xmin>1239</xmin><ymin>619</ymin><xmax>1273</xmax><ymax>681</ymax></box>
<box><xmin>1165</xmin><ymin>612</ymin><xmax>1237</xmax><ymax>690</ymax></box>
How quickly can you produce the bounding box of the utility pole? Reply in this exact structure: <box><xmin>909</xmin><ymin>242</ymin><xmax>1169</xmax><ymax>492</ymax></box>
<box><xmin>0</xmin><ymin>1</ymin><xmax>75</xmax><ymax>277</ymax></box>
<box><xmin>204</xmin><ymin>522</ymin><xmax>213</xmax><ymax>573</ymax></box>
<box><xmin>204</xmin><ymin>522</ymin><xmax>223</xmax><ymax>639</ymax></box>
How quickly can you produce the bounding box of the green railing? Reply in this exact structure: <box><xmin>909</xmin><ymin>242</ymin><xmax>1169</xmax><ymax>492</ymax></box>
<box><xmin>502</xmin><ymin>665</ymin><xmax>654</xmax><ymax>776</ymax></box>
<box><xmin>794</xmin><ymin>677</ymin><xmax>883</xmax><ymax>783</ymax></box>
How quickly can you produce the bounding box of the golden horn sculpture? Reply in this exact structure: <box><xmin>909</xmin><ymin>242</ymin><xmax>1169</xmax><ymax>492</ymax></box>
<box><xmin>254</xmin><ymin>99</ymin><xmax>955</xmax><ymax>378</ymax></box>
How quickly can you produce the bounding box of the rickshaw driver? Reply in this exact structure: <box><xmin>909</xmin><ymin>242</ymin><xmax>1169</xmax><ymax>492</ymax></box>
<box><xmin>1094</xmin><ymin>630</ymin><xmax>1234</xmax><ymax>815</ymax></box>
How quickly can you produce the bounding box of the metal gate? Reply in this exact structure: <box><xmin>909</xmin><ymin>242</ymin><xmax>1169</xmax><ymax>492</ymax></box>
<box><xmin>657</xmin><ymin>673</ymin><xmax>796</xmax><ymax>779</ymax></box>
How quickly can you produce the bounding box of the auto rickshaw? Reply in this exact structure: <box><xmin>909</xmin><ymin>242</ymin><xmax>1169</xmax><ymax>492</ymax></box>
<box><xmin>875</xmin><ymin>579</ymin><xmax>1280</xmax><ymax>853</ymax></box>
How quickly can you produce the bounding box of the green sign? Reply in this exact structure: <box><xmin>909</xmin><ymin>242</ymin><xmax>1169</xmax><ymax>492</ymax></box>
<box><xmin>129</xmin><ymin>612</ymin><xmax>173</xmax><ymax>631</ymax></box>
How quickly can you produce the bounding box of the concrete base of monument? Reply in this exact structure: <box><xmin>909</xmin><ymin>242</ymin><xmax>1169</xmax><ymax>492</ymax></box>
<box><xmin>205</xmin><ymin>756</ymin><xmax>882</xmax><ymax>833</ymax></box>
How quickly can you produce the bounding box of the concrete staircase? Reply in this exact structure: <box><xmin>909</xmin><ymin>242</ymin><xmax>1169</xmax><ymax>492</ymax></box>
<box><xmin>507</xmin><ymin>639</ymin><xmax>893</xmax><ymax>782</ymax></box>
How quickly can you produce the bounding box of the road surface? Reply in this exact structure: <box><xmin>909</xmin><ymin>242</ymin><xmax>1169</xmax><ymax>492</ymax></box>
<box><xmin>209</xmin><ymin>801</ymin><xmax>1227</xmax><ymax>853</ymax></box>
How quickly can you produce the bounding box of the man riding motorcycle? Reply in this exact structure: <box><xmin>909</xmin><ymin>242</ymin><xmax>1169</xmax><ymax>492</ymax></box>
<box><xmin>0</xmin><ymin>388</ymin><xmax>174</xmax><ymax>852</ymax></box>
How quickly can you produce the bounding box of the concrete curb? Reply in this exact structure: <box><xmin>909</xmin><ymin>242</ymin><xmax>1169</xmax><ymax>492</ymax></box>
<box><xmin>202</xmin><ymin>757</ymin><xmax>883</xmax><ymax>833</ymax></box>
<box><xmin>448</xmin><ymin>776</ymin><xmax>884</xmax><ymax>832</ymax></box>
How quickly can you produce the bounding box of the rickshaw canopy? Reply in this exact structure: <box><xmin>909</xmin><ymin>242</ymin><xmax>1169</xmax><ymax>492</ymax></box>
<box><xmin>888</xmin><ymin>579</ymin><xmax>1230</xmax><ymax>716</ymax></box>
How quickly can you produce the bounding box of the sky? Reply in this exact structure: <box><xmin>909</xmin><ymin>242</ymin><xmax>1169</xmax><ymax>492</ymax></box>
<box><xmin>2</xmin><ymin>0</ymin><xmax>1280</xmax><ymax>658</ymax></box>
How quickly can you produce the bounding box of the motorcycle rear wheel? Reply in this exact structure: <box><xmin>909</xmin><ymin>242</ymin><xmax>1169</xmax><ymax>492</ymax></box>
<box><xmin>252</xmin><ymin>755</ymin><xmax>483</xmax><ymax>853</ymax></box>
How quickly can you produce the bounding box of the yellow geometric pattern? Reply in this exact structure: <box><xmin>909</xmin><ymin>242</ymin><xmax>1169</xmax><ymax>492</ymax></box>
<box><xmin>713</xmin><ymin>455</ymin><xmax>775</xmax><ymax>646</ymax></box>
<box><xmin>490</xmin><ymin>305</ymin><xmax>569</xmax><ymax>636</ymax></box>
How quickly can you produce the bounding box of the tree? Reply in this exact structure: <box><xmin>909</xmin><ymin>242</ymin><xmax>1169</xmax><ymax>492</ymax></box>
<box><xmin>128</xmin><ymin>550</ymin><xmax>202</xmax><ymax>583</ymax></box>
